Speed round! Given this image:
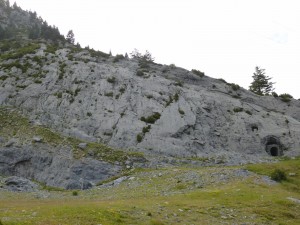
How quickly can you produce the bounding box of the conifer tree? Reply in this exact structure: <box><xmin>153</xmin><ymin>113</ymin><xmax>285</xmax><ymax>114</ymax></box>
<box><xmin>249</xmin><ymin>66</ymin><xmax>274</xmax><ymax>96</ymax></box>
<box><xmin>66</xmin><ymin>30</ymin><xmax>75</xmax><ymax>44</ymax></box>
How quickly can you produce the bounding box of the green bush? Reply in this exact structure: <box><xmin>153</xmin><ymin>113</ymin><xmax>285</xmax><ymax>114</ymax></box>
<box><xmin>142</xmin><ymin>125</ymin><xmax>151</xmax><ymax>134</ymax></box>
<box><xmin>34</xmin><ymin>79</ymin><xmax>42</xmax><ymax>84</ymax></box>
<box><xmin>0</xmin><ymin>75</ymin><xmax>8</xmax><ymax>81</ymax></box>
<box><xmin>32</xmin><ymin>55</ymin><xmax>42</xmax><ymax>64</ymax></box>
<box><xmin>271</xmin><ymin>169</ymin><xmax>287</xmax><ymax>182</ymax></box>
<box><xmin>233</xmin><ymin>107</ymin><xmax>243</xmax><ymax>113</ymax></box>
<box><xmin>138</xmin><ymin>60</ymin><xmax>150</xmax><ymax>69</ymax></box>
<box><xmin>136</xmin><ymin>70</ymin><xmax>144</xmax><ymax>77</ymax></box>
<box><xmin>0</xmin><ymin>41</ymin><xmax>12</xmax><ymax>52</ymax></box>
<box><xmin>0</xmin><ymin>43</ymin><xmax>40</xmax><ymax>60</ymax></box>
<box><xmin>113</xmin><ymin>54</ymin><xmax>125</xmax><ymax>63</ymax></box>
<box><xmin>218</xmin><ymin>78</ymin><xmax>227</xmax><ymax>84</ymax></box>
<box><xmin>68</xmin><ymin>55</ymin><xmax>74</xmax><ymax>61</ymax></box>
<box><xmin>107</xmin><ymin>77</ymin><xmax>116</xmax><ymax>84</ymax></box>
<box><xmin>230</xmin><ymin>83</ymin><xmax>240</xmax><ymax>91</ymax></box>
<box><xmin>141</xmin><ymin>112</ymin><xmax>161</xmax><ymax>124</ymax></box>
<box><xmin>58</xmin><ymin>63</ymin><xmax>67</xmax><ymax>79</ymax></box>
<box><xmin>72</xmin><ymin>190</ymin><xmax>78</xmax><ymax>196</ymax></box>
<box><xmin>89</xmin><ymin>49</ymin><xmax>110</xmax><ymax>58</ymax></box>
<box><xmin>174</xmin><ymin>81</ymin><xmax>183</xmax><ymax>87</ymax></box>
<box><xmin>104</xmin><ymin>92</ymin><xmax>114</xmax><ymax>97</ymax></box>
<box><xmin>136</xmin><ymin>134</ymin><xmax>143</xmax><ymax>143</ymax></box>
<box><xmin>1</xmin><ymin>61</ymin><xmax>28</xmax><ymax>73</ymax></box>
<box><xmin>178</xmin><ymin>108</ymin><xmax>185</xmax><ymax>115</ymax></box>
<box><xmin>191</xmin><ymin>69</ymin><xmax>205</xmax><ymax>77</ymax></box>
<box><xmin>56</xmin><ymin>92</ymin><xmax>62</xmax><ymax>98</ymax></box>
<box><xmin>279</xmin><ymin>93</ymin><xmax>293</xmax><ymax>102</ymax></box>
<box><xmin>69</xmin><ymin>98</ymin><xmax>75</xmax><ymax>104</ymax></box>
<box><xmin>165</xmin><ymin>96</ymin><xmax>173</xmax><ymax>107</ymax></box>
<box><xmin>45</xmin><ymin>45</ymin><xmax>58</xmax><ymax>54</ymax></box>
<box><xmin>74</xmin><ymin>88</ymin><xmax>81</xmax><ymax>96</ymax></box>
<box><xmin>16</xmin><ymin>84</ymin><xmax>27</xmax><ymax>89</ymax></box>
<box><xmin>272</xmin><ymin>92</ymin><xmax>278</xmax><ymax>97</ymax></box>
<box><xmin>245</xmin><ymin>110</ymin><xmax>252</xmax><ymax>115</ymax></box>
<box><xmin>174</xmin><ymin>93</ymin><xmax>179</xmax><ymax>102</ymax></box>
<box><xmin>87</xmin><ymin>112</ymin><xmax>92</xmax><ymax>117</ymax></box>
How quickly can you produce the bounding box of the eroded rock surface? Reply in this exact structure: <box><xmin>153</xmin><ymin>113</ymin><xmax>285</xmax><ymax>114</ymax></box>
<box><xmin>0</xmin><ymin>145</ymin><xmax>121</xmax><ymax>189</ymax></box>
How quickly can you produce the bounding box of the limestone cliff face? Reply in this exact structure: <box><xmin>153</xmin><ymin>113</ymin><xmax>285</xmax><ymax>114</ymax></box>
<box><xmin>1</xmin><ymin>42</ymin><xmax>300</xmax><ymax>162</ymax></box>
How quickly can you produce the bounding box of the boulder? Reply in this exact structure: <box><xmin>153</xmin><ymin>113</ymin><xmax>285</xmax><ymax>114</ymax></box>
<box><xmin>4</xmin><ymin>176</ymin><xmax>39</xmax><ymax>192</ymax></box>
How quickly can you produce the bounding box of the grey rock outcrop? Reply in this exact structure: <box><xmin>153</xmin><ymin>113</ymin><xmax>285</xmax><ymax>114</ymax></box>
<box><xmin>3</xmin><ymin>176</ymin><xmax>39</xmax><ymax>192</ymax></box>
<box><xmin>0</xmin><ymin>145</ymin><xmax>122</xmax><ymax>189</ymax></box>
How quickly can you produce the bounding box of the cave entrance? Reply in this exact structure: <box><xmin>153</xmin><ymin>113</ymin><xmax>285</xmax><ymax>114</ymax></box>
<box><xmin>270</xmin><ymin>146</ymin><xmax>279</xmax><ymax>156</ymax></box>
<box><xmin>264</xmin><ymin>136</ymin><xmax>282</xmax><ymax>157</ymax></box>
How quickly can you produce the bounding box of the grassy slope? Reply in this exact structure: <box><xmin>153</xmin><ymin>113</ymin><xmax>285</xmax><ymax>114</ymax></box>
<box><xmin>0</xmin><ymin>158</ymin><xmax>299</xmax><ymax>225</ymax></box>
<box><xmin>0</xmin><ymin>107</ymin><xmax>144</xmax><ymax>164</ymax></box>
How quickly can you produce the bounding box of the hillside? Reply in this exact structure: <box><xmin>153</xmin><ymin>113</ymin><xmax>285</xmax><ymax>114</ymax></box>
<box><xmin>1</xmin><ymin>2</ymin><xmax>300</xmax><ymax>224</ymax></box>
<box><xmin>0</xmin><ymin>1</ymin><xmax>300</xmax><ymax>188</ymax></box>
<box><xmin>1</xmin><ymin>38</ymin><xmax>300</xmax><ymax>161</ymax></box>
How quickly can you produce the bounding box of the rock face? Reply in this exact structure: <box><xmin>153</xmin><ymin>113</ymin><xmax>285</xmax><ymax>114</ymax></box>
<box><xmin>1</xmin><ymin>43</ymin><xmax>300</xmax><ymax>161</ymax></box>
<box><xmin>0</xmin><ymin>42</ymin><xmax>300</xmax><ymax>162</ymax></box>
<box><xmin>0</xmin><ymin>145</ymin><xmax>121</xmax><ymax>189</ymax></box>
<box><xmin>3</xmin><ymin>176</ymin><xmax>39</xmax><ymax>192</ymax></box>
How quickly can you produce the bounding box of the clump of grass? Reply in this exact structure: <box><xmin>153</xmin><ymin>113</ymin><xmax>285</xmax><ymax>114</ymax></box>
<box><xmin>271</xmin><ymin>169</ymin><xmax>287</xmax><ymax>182</ymax></box>
<box><xmin>72</xmin><ymin>191</ymin><xmax>79</xmax><ymax>196</ymax></box>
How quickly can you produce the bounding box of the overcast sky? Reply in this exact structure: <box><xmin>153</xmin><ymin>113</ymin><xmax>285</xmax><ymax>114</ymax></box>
<box><xmin>15</xmin><ymin>0</ymin><xmax>300</xmax><ymax>98</ymax></box>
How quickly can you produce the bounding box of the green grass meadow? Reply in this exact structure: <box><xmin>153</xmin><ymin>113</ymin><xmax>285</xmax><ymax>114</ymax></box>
<box><xmin>0</xmin><ymin>157</ymin><xmax>299</xmax><ymax>224</ymax></box>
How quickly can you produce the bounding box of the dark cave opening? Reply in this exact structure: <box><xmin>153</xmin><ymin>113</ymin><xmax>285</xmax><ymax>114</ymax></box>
<box><xmin>270</xmin><ymin>146</ymin><xmax>279</xmax><ymax>156</ymax></box>
<box><xmin>264</xmin><ymin>136</ymin><xmax>282</xmax><ymax>157</ymax></box>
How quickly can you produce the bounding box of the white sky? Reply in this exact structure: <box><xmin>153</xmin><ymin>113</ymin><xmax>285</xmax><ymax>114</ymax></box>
<box><xmin>15</xmin><ymin>0</ymin><xmax>300</xmax><ymax>98</ymax></box>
